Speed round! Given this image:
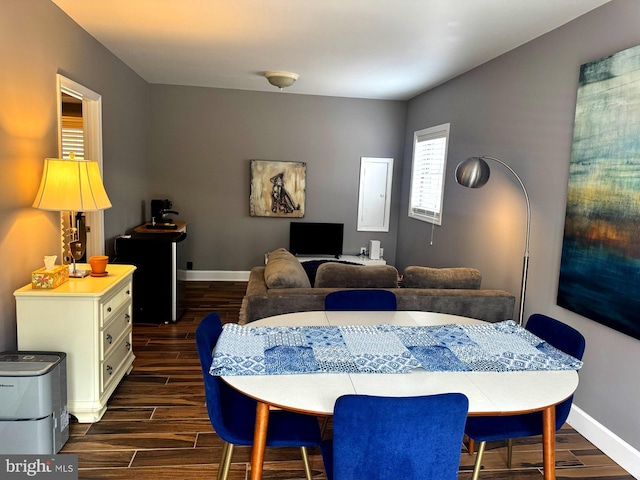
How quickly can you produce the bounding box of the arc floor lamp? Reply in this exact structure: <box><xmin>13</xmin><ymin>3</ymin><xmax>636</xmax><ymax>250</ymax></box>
<box><xmin>455</xmin><ymin>156</ymin><xmax>530</xmax><ymax>326</ymax></box>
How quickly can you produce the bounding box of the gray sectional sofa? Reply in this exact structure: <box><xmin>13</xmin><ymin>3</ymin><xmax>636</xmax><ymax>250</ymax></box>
<box><xmin>239</xmin><ymin>248</ymin><xmax>516</xmax><ymax>324</ymax></box>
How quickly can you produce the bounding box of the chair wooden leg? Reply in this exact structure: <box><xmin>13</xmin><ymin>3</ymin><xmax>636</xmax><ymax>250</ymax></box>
<box><xmin>471</xmin><ymin>441</ymin><xmax>486</xmax><ymax>480</ymax></box>
<box><xmin>468</xmin><ymin>437</ymin><xmax>476</xmax><ymax>455</ymax></box>
<box><xmin>300</xmin><ymin>446</ymin><xmax>313</xmax><ymax>480</ymax></box>
<box><xmin>217</xmin><ymin>442</ymin><xmax>234</xmax><ymax>480</ymax></box>
<box><xmin>320</xmin><ymin>416</ymin><xmax>330</xmax><ymax>437</ymax></box>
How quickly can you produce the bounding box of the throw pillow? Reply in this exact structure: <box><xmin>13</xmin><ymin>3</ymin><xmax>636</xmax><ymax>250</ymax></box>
<box><xmin>402</xmin><ymin>266</ymin><xmax>481</xmax><ymax>289</ymax></box>
<box><xmin>299</xmin><ymin>259</ymin><xmax>365</xmax><ymax>287</ymax></box>
<box><xmin>264</xmin><ymin>248</ymin><xmax>312</xmax><ymax>289</ymax></box>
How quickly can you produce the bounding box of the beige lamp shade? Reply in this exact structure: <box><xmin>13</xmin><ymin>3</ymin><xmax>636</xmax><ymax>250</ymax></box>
<box><xmin>32</xmin><ymin>158</ymin><xmax>112</xmax><ymax>212</ymax></box>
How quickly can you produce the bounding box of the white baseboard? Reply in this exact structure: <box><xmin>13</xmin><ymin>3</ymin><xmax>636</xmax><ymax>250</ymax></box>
<box><xmin>180</xmin><ymin>270</ymin><xmax>251</xmax><ymax>282</ymax></box>
<box><xmin>568</xmin><ymin>405</ymin><xmax>640</xmax><ymax>478</ymax></box>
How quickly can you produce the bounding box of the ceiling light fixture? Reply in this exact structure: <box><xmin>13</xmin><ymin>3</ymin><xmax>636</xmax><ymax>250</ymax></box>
<box><xmin>264</xmin><ymin>71</ymin><xmax>299</xmax><ymax>90</ymax></box>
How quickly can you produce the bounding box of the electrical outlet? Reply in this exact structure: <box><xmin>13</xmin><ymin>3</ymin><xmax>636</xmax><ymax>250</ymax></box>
<box><xmin>360</xmin><ymin>247</ymin><xmax>367</xmax><ymax>255</ymax></box>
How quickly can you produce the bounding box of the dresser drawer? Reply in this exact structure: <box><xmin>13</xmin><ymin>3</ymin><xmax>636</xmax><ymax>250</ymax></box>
<box><xmin>101</xmin><ymin>331</ymin><xmax>133</xmax><ymax>395</ymax></box>
<box><xmin>102</xmin><ymin>304</ymin><xmax>132</xmax><ymax>360</ymax></box>
<box><xmin>101</xmin><ymin>281</ymin><xmax>133</xmax><ymax>326</ymax></box>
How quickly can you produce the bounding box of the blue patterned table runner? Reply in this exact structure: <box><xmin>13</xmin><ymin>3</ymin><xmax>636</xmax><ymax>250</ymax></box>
<box><xmin>210</xmin><ymin>320</ymin><xmax>583</xmax><ymax>376</ymax></box>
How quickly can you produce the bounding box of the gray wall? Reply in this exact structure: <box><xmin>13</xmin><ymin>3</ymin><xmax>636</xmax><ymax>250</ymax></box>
<box><xmin>398</xmin><ymin>0</ymin><xmax>640</xmax><ymax>451</ymax></box>
<box><xmin>0</xmin><ymin>0</ymin><xmax>149</xmax><ymax>350</ymax></box>
<box><xmin>147</xmin><ymin>85</ymin><xmax>405</xmax><ymax>270</ymax></box>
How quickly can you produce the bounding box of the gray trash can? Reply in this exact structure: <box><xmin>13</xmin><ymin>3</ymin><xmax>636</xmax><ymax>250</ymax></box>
<box><xmin>0</xmin><ymin>351</ymin><xmax>69</xmax><ymax>454</ymax></box>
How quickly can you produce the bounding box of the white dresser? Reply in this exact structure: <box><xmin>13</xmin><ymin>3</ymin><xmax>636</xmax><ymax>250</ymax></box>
<box><xmin>14</xmin><ymin>264</ymin><xmax>136</xmax><ymax>423</ymax></box>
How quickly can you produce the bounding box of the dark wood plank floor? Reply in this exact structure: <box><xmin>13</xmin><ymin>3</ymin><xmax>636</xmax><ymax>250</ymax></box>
<box><xmin>61</xmin><ymin>281</ymin><xmax>633</xmax><ymax>479</ymax></box>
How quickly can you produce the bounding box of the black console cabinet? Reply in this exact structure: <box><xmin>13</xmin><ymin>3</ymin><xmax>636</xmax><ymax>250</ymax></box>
<box><xmin>114</xmin><ymin>228</ymin><xmax>187</xmax><ymax>323</ymax></box>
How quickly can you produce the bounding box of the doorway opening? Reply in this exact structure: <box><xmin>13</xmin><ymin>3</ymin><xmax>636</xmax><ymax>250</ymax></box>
<box><xmin>57</xmin><ymin>74</ymin><xmax>106</xmax><ymax>261</ymax></box>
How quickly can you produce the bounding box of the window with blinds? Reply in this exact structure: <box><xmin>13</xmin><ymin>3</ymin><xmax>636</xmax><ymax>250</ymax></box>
<box><xmin>61</xmin><ymin>115</ymin><xmax>85</xmax><ymax>159</ymax></box>
<box><xmin>408</xmin><ymin>123</ymin><xmax>450</xmax><ymax>225</ymax></box>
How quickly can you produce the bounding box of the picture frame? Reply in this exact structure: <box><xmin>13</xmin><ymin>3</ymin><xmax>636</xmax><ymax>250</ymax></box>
<box><xmin>250</xmin><ymin>160</ymin><xmax>306</xmax><ymax>217</ymax></box>
<box><xmin>558</xmin><ymin>44</ymin><xmax>640</xmax><ymax>340</ymax></box>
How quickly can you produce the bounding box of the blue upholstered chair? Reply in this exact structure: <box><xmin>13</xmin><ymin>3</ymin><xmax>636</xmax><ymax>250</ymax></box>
<box><xmin>196</xmin><ymin>313</ymin><xmax>321</xmax><ymax>480</ymax></box>
<box><xmin>321</xmin><ymin>393</ymin><xmax>469</xmax><ymax>480</ymax></box>
<box><xmin>465</xmin><ymin>313</ymin><xmax>586</xmax><ymax>480</ymax></box>
<box><xmin>324</xmin><ymin>289</ymin><xmax>397</xmax><ymax>311</ymax></box>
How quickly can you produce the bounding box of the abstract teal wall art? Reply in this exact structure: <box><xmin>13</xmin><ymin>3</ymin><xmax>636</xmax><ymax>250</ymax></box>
<box><xmin>558</xmin><ymin>44</ymin><xmax>640</xmax><ymax>340</ymax></box>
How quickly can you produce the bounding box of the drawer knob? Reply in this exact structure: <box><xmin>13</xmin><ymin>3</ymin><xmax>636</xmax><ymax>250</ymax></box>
<box><xmin>106</xmin><ymin>333</ymin><xmax>113</xmax><ymax>344</ymax></box>
<box><xmin>126</xmin><ymin>290</ymin><xmax>131</xmax><ymax>295</ymax></box>
<box><xmin>126</xmin><ymin>341</ymin><xmax>131</xmax><ymax>351</ymax></box>
<box><xmin>106</xmin><ymin>365</ymin><xmax>113</xmax><ymax>375</ymax></box>
<box><xmin>107</xmin><ymin>307</ymin><xmax>112</xmax><ymax>313</ymax></box>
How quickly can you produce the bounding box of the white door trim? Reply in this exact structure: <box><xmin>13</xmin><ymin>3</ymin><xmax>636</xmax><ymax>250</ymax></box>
<box><xmin>57</xmin><ymin>74</ymin><xmax>106</xmax><ymax>257</ymax></box>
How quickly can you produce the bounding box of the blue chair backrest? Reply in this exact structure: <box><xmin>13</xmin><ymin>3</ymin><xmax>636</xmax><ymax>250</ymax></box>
<box><xmin>526</xmin><ymin>314</ymin><xmax>586</xmax><ymax>359</ymax></box>
<box><xmin>324</xmin><ymin>289</ymin><xmax>397</xmax><ymax>311</ymax></box>
<box><xmin>332</xmin><ymin>393</ymin><xmax>468</xmax><ymax>480</ymax></box>
<box><xmin>196</xmin><ymin>312</ymin><xmax>257</xmax><ymax>444</ymax></box>
<box><xmin>526</xmin><ymin>313</ymin><xmax>586</xmax><ymax>428</ymax></box>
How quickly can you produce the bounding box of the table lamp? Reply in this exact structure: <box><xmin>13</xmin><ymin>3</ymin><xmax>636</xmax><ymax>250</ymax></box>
<box><xmin>455</xmin><ymin>155</ymin><xmax>530</xmax><ymax>326</ymax></box>
<box><xmin>32</xmin><ymin>158</ymin><xmax>112</xmax><ymax>277</ymax></box>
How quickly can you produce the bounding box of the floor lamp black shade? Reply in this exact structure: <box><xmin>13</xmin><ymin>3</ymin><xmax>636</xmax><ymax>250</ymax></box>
<box><xmin>455</xmin><ymin>156</ymin><xmax>531</xmax><ymax>326</ymax></box>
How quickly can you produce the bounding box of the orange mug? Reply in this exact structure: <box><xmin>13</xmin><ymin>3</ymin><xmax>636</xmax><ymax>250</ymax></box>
<box><xmin>88</xmin><ymin>255</ymin><xmax>109</xmax><ymax>275</ymax></box>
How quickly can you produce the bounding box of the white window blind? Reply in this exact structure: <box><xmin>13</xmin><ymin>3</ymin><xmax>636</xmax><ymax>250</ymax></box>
<box><xmin>408</xmin><ymin>123</ymin><xmax>450</xmax><ymax>225</ymax></box>
<box><xmin>61</xmin><ymin>116</ymin><xmax>85</xmax><ymax>159</ymax></box>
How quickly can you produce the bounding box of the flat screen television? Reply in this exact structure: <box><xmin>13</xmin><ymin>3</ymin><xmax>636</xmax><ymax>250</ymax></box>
<box><xmin>289</xmin><ymin>222</ymin><xmax>344</xmax><ymax>258</ymax></box>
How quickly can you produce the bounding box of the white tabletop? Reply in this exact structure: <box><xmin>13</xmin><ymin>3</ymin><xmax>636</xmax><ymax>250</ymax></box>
<box><xmin>222</xmin><ymin>311</ymin><xmax>579</xmax><ymax>416</ymax></box>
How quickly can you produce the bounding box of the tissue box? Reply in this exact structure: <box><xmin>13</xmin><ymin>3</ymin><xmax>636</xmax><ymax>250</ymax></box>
<box><xmin>31</xmin><ymin>265</ymin><xmax>70</xmax><ymax>289</ymax></box>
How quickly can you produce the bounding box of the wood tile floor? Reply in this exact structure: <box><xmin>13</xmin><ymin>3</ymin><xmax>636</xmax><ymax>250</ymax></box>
<box><xmin>61</xmin><ymin>281</ymin><xmax>634</xmax><ymax>479</ymax></box>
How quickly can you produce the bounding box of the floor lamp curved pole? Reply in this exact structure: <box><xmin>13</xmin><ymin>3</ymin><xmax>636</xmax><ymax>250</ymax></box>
<box><xmin>455</xmin><ymin>155</ymin><xmax>530</xmax><ymax>326</ymax></box>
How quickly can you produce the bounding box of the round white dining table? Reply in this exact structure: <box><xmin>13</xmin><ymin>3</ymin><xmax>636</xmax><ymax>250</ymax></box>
<box><xmin>222</xmin><ymin>311</ymin><xmax>579</xmax><ymax>480</ymax></box>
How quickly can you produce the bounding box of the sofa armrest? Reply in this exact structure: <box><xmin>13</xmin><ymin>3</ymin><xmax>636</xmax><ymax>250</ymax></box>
<box><xmin>245</xmin><ymin>266</ymin><xmax>268</xmax><ymax>297</ymax></box>
<box><xmin>240</xmin><ymin>267</ymin><xmax>268</xmax><ymax>324</ymax></box>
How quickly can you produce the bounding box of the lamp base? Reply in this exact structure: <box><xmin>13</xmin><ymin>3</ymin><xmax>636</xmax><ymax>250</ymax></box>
<box><xmin>69</xmin><ymin>268</ymin><xmax>90</xmax><ymax>278</ymax></box>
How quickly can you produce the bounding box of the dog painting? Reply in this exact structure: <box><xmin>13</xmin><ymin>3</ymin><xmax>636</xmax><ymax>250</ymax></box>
<box><xmin>250</xmin><ymin>160</ymin><xmax>306</xmax><ymax>217</ymax></box>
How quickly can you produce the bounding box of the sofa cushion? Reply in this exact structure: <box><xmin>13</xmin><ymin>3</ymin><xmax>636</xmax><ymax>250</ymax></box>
<box><xmin>315</xmin><ymin>263</ymin><xmax>398</xmax><ymax>288</ymax></box>
<box><xmin>300</xmin><ymin>259</ymin><xmax>365</xmax><ymax>286</ymax></box>
<box><xmin>264</xmin><ymin>248</ymin><xmax>311</xmax><ymax>289</ymax></box>
<box><xmin>402</xmin><ymin>266</ymin><xmax>481</xmax><ymax>289</ymax></box>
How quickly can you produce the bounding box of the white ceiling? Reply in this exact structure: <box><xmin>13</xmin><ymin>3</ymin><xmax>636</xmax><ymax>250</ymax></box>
<box><xmin>52</xmin><ymin>0</ymin><xmax>610</xmax><ymax>101</ymax></box>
